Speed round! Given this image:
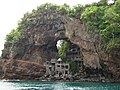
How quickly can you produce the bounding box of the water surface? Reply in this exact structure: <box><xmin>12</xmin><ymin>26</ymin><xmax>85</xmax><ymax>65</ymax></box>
<box><xmin>0</xmin><ymin>80</ymin><xmax>120</xmax><ymax>90</ymax></box>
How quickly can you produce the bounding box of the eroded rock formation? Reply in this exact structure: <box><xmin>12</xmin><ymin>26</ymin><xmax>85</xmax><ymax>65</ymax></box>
<box><xmin>1</xmin><ymin>10</ymin><xmax>120</xmax><ymax>81</ymax></box>
<box><xmin>0</xmin><ymin>59</ymin><xmax>45</xmax><ymax>80</ymax></box>
<box><xmin>2</xmin><ymin>11</ymin><xmax>100</xmax><ymax>68</ymax></box>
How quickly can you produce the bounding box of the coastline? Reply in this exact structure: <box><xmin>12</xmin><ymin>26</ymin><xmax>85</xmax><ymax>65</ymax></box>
<box><xmin>0</xmin><ymin>60</ymin><xmax>120</xmax><ymax>83</ymax></box>
<box><xmin>1</xmin><ymin>77</ymin><xmax>120</xmax><ymax>83</ymax></box>
<box><xmin>0</xmin><ymin>79</ymin><xmax>120</xmax><ymax>90</ymax></box>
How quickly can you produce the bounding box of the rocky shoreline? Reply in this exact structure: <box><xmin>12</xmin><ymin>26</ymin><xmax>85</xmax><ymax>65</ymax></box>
<box><xmin>1</xmin><ymin>7</ymin><xmax>120</xmax><ymax>83</ymax></box>
<box><xmin>36</xmin><ymin>76</ymin><xmax>120</xmax><ymax>83</ymax></box>
<box><xmin>1</xmin><ymin>78</ymin><xmax>120</xmax><ymax>83</ymax></box>
<box><xmin>0</xmin><ymin>59</ymin><xmax>120</xmax><ymax>83</ymax></box>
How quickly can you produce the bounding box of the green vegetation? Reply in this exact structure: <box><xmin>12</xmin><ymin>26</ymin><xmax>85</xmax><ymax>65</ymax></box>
<box><xmin>5</xmin><ymin>29</ymin><xmax>21</xmax><ymax>44</ymax></box>
<box><xmin>69</xmin><ymin>60</ymin><xmax>79</xmax><ymax>73</ymax></box>
<box><xmin>57</xmin><ymin>40</ymin><xmax>79</xmax><ymax>73</ymax></box>
<box><xmin>81</xmin><ymin>0</ymin><xmax>120</xmax><ymax>52</ymax></box>
<box><xmin>5</xmin><ymin>0</ymin><xmax>120</xmax><ymax>54</ymax></box>
<box><xmin>58</xmin><ymin>40</ymin><xmax>69</xmax><ymax>59</ymax></box>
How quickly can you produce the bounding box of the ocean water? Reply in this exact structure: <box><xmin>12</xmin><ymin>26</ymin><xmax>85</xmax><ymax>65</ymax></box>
<box><xmin>0</xmin><ymin>80</ymin><xmax>120</xmax><ymax>90</ymax></box>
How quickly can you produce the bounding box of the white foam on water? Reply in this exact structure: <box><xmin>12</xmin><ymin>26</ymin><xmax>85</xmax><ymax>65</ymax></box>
<box><xmin>0</xmin><ymin>81</ymin><xmax>17</xmax><ymax>90</ymax></box>
<box><xmin>52</xmin><ymin>82</ymin><xmax>83</xmax><ymax>90</ymax></box>
<box><xmin>0</xmin><ymin>81</ymin><xmax>119</xmax><ymax>90</ymax></box>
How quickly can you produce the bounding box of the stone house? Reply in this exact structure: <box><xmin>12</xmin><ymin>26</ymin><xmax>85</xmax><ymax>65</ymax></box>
<box><xmin>44</xmin><ymin>58</ymin><xmax>69</xmax><ymax>77</ymax></box>
<box><xmin>55</xmin><ymin>58</ymin><xmax>69</xmax><ymax>77</ymax></box>
<box><xmin>65</xmin><ymin>44</ymin><xmax>84</xmax><ymax>69</ymax></box>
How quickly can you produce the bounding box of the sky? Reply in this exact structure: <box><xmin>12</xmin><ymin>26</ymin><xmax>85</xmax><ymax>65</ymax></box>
<box><xmin>0</xmin><ymin>0</ymin><xmax>100</xmax><ymax>55</ymax></box>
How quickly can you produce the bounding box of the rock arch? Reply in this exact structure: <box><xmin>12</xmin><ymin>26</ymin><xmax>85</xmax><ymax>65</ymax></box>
<box><xmin>2</xmin><ymin>12</ymin><xmax>101</xmax><ymax>68</ymax></box>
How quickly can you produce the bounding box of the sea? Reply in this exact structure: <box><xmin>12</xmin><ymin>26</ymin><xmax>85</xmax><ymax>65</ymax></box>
<box><xmin>0</xmin><ymin>80</ymin><xmax>120</xmax><ymax>90</ymax></box>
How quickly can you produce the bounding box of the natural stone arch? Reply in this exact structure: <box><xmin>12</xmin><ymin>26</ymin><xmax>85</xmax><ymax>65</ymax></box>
<box><xmin>64</xmin><ymin>17</ymin><xmax>101</xmax><ymax>68</ymax></box>
<box><xmin>2</xmin><ymin>11</ymin><xmax>101</xmax><ymax>68</ymax></box>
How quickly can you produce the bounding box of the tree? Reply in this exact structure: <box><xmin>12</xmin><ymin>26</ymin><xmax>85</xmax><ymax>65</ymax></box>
<box><xmin>81</xmin><ymin>0</ymin><xmax>120</xmax><ymax>52</ymax></box>
<box><xmin>69</xmin><ymin>4</ymin><xmax>84</xmax><ymax>18</ymax></box>
<box><xmin>58</xmin><ymin>40</ymin><xmax>69</xmax><ymax>59</ymax></box>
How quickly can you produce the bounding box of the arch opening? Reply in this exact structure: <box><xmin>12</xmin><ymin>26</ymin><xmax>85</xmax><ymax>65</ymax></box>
<box><xmin>56</xmin><ymin>39</ymin><xmax>84</xmax><ymax>73</ymax></box>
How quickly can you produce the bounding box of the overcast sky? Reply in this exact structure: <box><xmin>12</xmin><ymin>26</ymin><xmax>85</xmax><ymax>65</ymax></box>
<box><xmin>0</xmin><ymin>0</ymin><xmax>100</xmax><ymax>55</ymax></box>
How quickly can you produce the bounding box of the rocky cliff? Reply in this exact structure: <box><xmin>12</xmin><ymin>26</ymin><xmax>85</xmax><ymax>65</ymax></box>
<box><xmin>2</xmin><ymin>11</ymin><xmax>100</xmax><ymax>68</ymax></box>
<box><xmin>0</xmin><ymin>59</ymin><xmax>45</xmax><ymax>80</ymax></box>
<box><xmin>1</xmin><ymin>9</ymin><xmax>120</xmax><ymax>81</ymax></box>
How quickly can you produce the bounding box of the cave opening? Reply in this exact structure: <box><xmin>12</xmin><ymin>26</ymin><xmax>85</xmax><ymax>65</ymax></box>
<box><xmin>56</xmin><ymin>39</ymin><xmax>84</xmax><ymax>73</ymax></box>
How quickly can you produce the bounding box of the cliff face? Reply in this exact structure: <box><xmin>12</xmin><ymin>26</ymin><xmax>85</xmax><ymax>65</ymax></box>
<box><xmin>64</xmin><ymin>17</ymin><xmax>101</xmax><ymax>68</ymax></box>
<box><xmin>2</xmin><ymin>11</ymin><xmax>100</xmax><ymax>68</ymax></box>
<box><xmin>1</xmin><ymin>10</ymin><xmax>120</xmax><ymax>81</ymax></box>
<box><xmin>2</xmin><ymin>11</ymin><xmax>66</xmax><ymax>63</ymax></box>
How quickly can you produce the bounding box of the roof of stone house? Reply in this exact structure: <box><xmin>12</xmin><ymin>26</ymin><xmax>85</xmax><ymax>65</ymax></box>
<box><xmin>57</xmin><ymin>58</ymin><xmax>62</xmax><ymax>61</ymax></box>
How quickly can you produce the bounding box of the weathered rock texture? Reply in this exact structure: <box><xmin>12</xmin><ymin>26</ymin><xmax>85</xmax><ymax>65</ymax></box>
<box><xmin>104</xmin><ymin>47</ymin><xmax>120</xmax><ymax>79</ymax></box>
<box><xmin>2</xmin><ymin>11</ymin><xmax>66</xmax><ymax>63</ymax></box>
<box><xmin>0</xmin><ymin>59</ymin><xmax>45</xmax><ymax>80</ymax></box>
<box><xmin>1</xmin><ymin>10</ymin><xmax>120</xmax><ymax>81</ymax></box>
<box><xmin>2</xmin><ymin>11</ymin><xmax>100</xmax><ymax>68</ymax></box>
<box><xmin>64</xmin><ymin>17</ymin><xmax>101</xmax><ymax>68</ymax></box>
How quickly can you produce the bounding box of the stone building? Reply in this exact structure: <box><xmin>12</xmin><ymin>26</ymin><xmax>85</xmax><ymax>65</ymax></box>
<box><xmin>44</xmin><ymin>58</ymin><xmax>69</xmax><ymax>77</ymax></box>
<box><xmin>55</xmin><ymin>58</ymin><xmax>69</xmax><ymax>77</ymax></box>
<box><xmin>65</xmin><ymin>43</ymin><xmax>83</xmax><ymax>69</ymax></box>
<box><xmin>44</xmin><ymin>43</ymin><xmax>84</xmax><ymax>78</ymax></box>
